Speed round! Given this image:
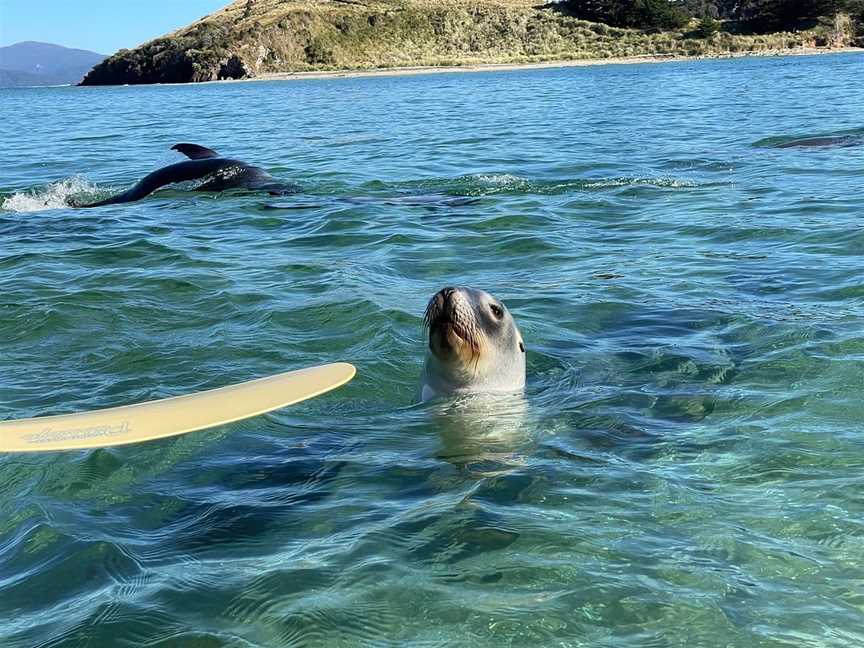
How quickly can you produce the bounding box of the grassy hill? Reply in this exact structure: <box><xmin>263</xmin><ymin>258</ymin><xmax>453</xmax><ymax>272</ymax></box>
<box><xmin>80</xmin><ymin>0</ymin><xmax>852</xmax><ymax>85</ymax></box>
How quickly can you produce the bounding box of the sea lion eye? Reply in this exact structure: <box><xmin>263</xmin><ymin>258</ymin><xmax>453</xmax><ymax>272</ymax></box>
<box><xmin>490</xmin><ymin>304</ymin><xmax>504</xmax><ymax>319</ymax></box>
<box><xmin>519</xmin><ymin>342</ymin><xmax>525</xmax><ymax>353</ymax></box>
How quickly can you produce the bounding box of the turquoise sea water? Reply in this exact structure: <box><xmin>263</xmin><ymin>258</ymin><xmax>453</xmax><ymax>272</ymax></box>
<box><xmin>2</xmin><ymin>53</ymin><xmax>864</xmax><ymax>646</ymax></box>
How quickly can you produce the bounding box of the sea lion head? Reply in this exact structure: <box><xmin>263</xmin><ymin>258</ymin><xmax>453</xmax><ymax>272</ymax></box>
<box><xmin>421</xmin><ymin>286</ymin><xmax>525</xmax><ymax>401</ymax></box>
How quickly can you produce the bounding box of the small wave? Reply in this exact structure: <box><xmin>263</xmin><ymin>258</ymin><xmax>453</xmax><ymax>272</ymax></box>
<box><xmin>462</xmin><ymin>173</ymin><xmax>698</xmax><ymax>194</ymax></box>
<box><xmin>0</xmin><ymin>177</ymin><xmax>104</xmax><ymax>213</ymax></box>
<box><xmin>68</xmin><ymin>134</ymin><xmax>123</xmax><ymax>142</ymax></box>
<box><xmin>377</xmin><ymin>173</ymin><xmax>698</xmax><ymax>197</ymax></box>
<box><xmin>582</xmin><ymin>176</ymin><xmax>698</xmax><ymax>189</ymax></box>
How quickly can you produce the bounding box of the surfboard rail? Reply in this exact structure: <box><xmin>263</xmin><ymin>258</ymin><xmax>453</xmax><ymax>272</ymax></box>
<box><xmin>0</xmin><ymin>362</ymin><xmax>356</xmax><ymax>453</ymax></box>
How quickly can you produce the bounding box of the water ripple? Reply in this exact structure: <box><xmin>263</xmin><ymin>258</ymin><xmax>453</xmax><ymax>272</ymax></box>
<box><xmin>2</xmin><ymin>54</ymin><xmax>864</xmax><ymax>646</ymax></box>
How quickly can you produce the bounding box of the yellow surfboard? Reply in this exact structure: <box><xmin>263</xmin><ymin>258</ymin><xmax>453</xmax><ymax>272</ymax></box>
<box><xmin>0</xmin><ymin>362</ymin><xmax>356</xmax><ymax>453</ymax></box>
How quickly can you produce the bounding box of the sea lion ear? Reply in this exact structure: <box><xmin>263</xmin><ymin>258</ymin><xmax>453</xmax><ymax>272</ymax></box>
<box><xmin>171</xmin><ymin>143</ymin><xmax>220</xmax><ymax>160</ymax></box>
<box><xmin>519</xmin><ymin>341</ymin><xmax>525</xmax><ymax>353</ymax></box>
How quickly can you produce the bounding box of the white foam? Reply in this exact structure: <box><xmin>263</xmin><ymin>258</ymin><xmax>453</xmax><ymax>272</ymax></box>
<box><xmin>0</xmin><ymin>177</ymin><xmax>102</xmax><ymax>213</ymax></box>
<box><xmin>472</xmin><ymin>173</ymin><xmax>527</xmax><ymax>186</ymax></box>
<box><xmin>585</xmin><ymin>176</ymin><xmax>698</xmax><ymax>189</ymax></box>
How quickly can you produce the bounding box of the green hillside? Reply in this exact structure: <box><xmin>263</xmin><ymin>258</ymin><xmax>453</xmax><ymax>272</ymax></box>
<box><xmin>80</xmin><ymin>0</ymin><xmax>860</xmax><ymax>85</ymax></box>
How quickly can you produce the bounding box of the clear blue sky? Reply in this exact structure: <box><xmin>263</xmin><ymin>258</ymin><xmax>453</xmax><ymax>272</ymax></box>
<box><xmin>0</xmin><ymin>0</ymin><xmax>229</xmax><ymax>54</ymax></box>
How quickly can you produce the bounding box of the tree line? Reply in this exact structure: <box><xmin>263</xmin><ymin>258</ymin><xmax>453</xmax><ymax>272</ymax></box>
<box><xmin>560</xmin><ymin>0</ymin><xmax>864</xmax><ymax>32</ymax></box>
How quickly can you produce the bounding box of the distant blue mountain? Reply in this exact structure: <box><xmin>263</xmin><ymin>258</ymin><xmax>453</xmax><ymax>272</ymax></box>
<box><xmin>0</xmin><ymin>41</ymin><xmax>107</xmax><ymax>87</ymax></box>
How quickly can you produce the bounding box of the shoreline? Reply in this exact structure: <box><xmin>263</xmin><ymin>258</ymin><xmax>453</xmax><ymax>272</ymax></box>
<box><xmin>248</xmin><ymin>47</ymin><xmax>864</xmax><ymax>83</ymax></box>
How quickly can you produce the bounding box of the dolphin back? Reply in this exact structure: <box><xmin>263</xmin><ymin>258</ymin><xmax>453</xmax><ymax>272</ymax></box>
<box><xmin>774</xmin><ymin>135</ymin><xmax>862</xmax><ymax>149</ymax></box>
<box><xmin>74</xmin><ymin>143</ymin><xmax>298</xmax><ymax>207</ymax></box>
<box><xmin>77</xmin><ymin>158</ymin><xmax>265</xmax><ymax>207</ymax></box>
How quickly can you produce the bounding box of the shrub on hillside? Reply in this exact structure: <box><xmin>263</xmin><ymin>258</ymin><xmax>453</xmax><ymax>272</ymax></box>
<box><xmin>561</xmin><ymin>0</ymin><xmax>691</xmax><ymax>30</ymax></box>
<box><xmin>694</xmin><ymin>16</ymin><xmax>722</xmax><ymax>36</ymax></box>
<box><xmin>739</xmin><ymin>0</ymin><xmax>844</xmax><ymax>31</ymax></box>
<box><xmin>565</xmin><ymin>0</ymin><xmax>851</xmax><ymax>32</ymax></box>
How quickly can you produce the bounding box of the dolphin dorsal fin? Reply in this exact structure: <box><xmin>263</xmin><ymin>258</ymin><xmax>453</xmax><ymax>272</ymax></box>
<box><xmin>171</xmin><ymin>143</ymin><xmax>221</xmax><ymax>160</ymax></box>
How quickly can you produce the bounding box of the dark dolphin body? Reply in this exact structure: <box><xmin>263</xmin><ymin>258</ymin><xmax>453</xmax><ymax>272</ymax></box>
<box><xmin>773</xmin><ymin>135</ymin><xmax>864</xmax><ymax>149</ymax></box>
<box><xmin>77</xmin><ymin>143</ymin><xmax>299</xmax><ymax>208</ymax></box>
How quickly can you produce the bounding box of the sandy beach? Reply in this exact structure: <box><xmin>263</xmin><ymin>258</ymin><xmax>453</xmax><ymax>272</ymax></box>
<box><xmin>252</xmin><ymin>47</ymin><xmax>864</xmax><ymax>83</ymax></box>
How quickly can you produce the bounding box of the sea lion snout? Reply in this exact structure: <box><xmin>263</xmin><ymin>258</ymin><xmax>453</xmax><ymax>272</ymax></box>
<box><xmin>427</xmin><ymin>287</ymin><xmax>459</xmax><ymax>322</ymax></box>
<box><xmin>420</xmin><ymin>286</ymin><xmax>526</xmax><ymax>401</ymax></box>
<box><xmin>424</xmin><ymin>287</ymin><xmax>482</xmax><ymax>361</ymax></box>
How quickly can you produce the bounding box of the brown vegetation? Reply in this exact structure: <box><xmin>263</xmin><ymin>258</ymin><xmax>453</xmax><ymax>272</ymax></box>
<box><xmin>80</xmin><ymin>0</ymin><xmax>854</xmax><ymax>85</ymax></box>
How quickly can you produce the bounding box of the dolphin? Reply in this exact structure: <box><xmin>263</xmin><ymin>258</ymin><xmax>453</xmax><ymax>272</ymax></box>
<box><xmin>76</xmin><ymin>143</ymin><xmax>299</xmax><ymax>208</ymax></box>
<box><xmin>773</xmin><ymin>135</ymin><xmax>863</xmax><ymax>149</ymax></box>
